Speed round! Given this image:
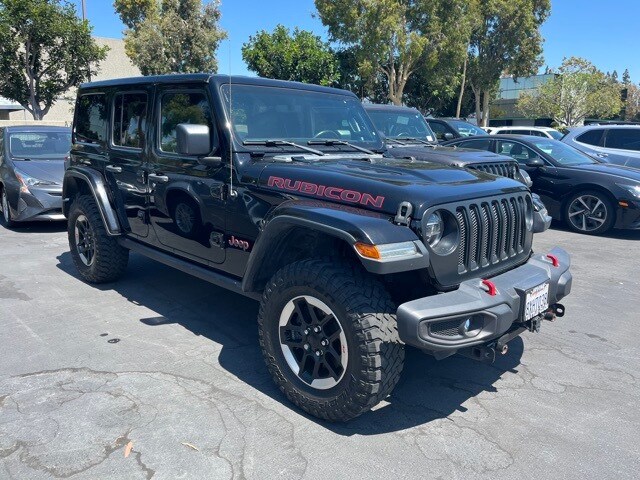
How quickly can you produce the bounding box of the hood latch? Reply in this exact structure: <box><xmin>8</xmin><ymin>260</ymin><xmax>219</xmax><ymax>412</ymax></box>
<box><xmin>394</xmin><ymin>201</ymin><xmax>413</xmax><ymax>226</ymax></box>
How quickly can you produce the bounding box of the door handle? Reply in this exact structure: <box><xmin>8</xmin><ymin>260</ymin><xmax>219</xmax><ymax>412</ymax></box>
<box><xmin>148</xmin><ymin>173</ymin><xmax>169</xmax><ymax>183</ymax></box>
<box><xmin>105</xmin><ymin>164</ymin><xmax>122</xmax><ymax>173</ymax></box>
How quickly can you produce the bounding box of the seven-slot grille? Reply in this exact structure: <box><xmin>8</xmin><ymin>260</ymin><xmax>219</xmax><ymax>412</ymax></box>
<box><xmin>467</xmin><ymin>162</ymin><xmax>518</xmax><ymax>179</ymax></box>
<box><xmin>455</xmin><ymin>194</ymin><xmax>529</xmax><ymax>274</ymax></box>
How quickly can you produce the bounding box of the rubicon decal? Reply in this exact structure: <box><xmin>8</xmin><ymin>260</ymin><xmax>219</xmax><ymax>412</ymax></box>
<box><xmin>267</xmin><ymin>176</ymin><xmax>385</xmax><ymax>208</ymax></box>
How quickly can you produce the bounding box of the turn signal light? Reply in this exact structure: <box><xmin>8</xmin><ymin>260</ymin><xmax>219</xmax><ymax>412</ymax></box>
<box><xmin>354</xmin><ymin>242</ymin><xmax>381</xmax><ymax>260</ymax></box>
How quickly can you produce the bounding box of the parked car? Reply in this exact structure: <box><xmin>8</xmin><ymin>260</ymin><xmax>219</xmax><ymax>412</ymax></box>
<box><xmin>364</xmin><ymin>103</ymin><xmax>541</xmax><ymax>193</ymax></box>
<box><xmin>64</xmin><ymin>75</ymin><xmax>572</xmax><ymax>421</ymax></box>
<box><xmin>425</xmin><ymin>117</ymin><xmax>489</xmax><ymax>142</ymax></box>
<box><xmin>0</xmin><ymin>126</ymin><xmax>70</xmax><ymax>227</ymax></box>
<box><xmin>489</xmin><ymin>126</ymin><xmax>563</xmax><ymax>140</ymax></box>
<box><xmin>562</xmin><ymin>125</ymin><xmax>640</xmax><ymax>168</ymax></box>
<box><xmin>443</xmin><ymin>134</ymin><xmax>640</xmax><ymax>234</ymax></box>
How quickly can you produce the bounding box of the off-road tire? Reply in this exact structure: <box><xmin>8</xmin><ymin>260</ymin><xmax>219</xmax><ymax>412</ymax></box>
<box><xmin>258</xmin><ymin>259</ymin><xmax>405</xmax><ymax>422</ymax></box>
<box><xmin>68</xmin><ymin>195</ymin><xmax>129</xmax><ymax>283</ymax></box>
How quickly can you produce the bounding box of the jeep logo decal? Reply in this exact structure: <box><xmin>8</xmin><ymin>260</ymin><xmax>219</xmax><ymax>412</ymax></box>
<box><xmin>267</xmin><ymin>176</ymin><xmax>385</xmax><ymax>208</ymax></box>
<box><xmin>228</xmin><ymin>235</ymin><xmax>251</xmax><ymax>251</ymax></box>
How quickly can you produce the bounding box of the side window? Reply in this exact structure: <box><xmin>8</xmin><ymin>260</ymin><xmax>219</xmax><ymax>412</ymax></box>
<box><xmin>113</xmin><ymin>92</ymin><xmax>147</xmax><ymax>149</ymax></box>
<box><xmin>459</xmin><ymin>139</ymin><xmax>491</xmax><ymax>150</ymax></box>
<box><xmin>576</xmin><ymin>129</ymin><xmax>604</xmax><ymax>146</ymax></box>
<box><xmin>497</xmin><ymin>141</ymin><xmax>537</xmax><ymax>164</ymax></box>
<box><xmin>159</xmin><ymin>91</ymin><xmax>214</xmax><ymax>153</ymax></box>
<box><xmin>605</xmin><ymin>129</ymin><xmax>640</xmax><ymax>151</ymax></box>
<box><xmin>74</xmin><ymin>94</ymin><xmax>108</xmax><ymax>145</ymax></box>
<box><xmin>428</xmin><ymin>121</ymin><xmax>448</xmax><ymax>140</ymax></box>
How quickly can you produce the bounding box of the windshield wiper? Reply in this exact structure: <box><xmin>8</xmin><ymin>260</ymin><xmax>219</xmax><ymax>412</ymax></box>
<box><xmin>243</xmin><ymin>139</ymin><xmax>325</xmax><ymax>156</ymax></box>
<box><xmin>308</xmin><ymin>139</ymin><xmax>375</xmax><ymax>154</ymax></box>
<box><xmin>394</xmin><ymin>137</ymin><xmax>435</xmax><ymax>145</ymax></box>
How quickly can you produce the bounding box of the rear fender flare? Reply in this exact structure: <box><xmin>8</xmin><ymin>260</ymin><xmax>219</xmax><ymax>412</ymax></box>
<box><xmin>63</xmin><ymin>167</ymin><xmax>121</xmax><ymax>235</ymax></box>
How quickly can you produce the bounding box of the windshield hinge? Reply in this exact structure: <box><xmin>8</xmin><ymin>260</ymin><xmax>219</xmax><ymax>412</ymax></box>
<box><xmin>394</xmin><ymin>201</ymin><xmax>413</xmax><ymax>226</ymax></box>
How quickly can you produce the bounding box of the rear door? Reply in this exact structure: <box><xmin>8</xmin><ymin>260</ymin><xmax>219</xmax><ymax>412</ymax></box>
<box><xmin>603</xmin><ymin>128</ymin><xmax>640</xmax><ymax>167</ymax></box>
<box><xmin>147</xmin><ymin>86</ymin><xmax>226</xmax><ymax>264</ymax></box>
<box><xmin>106</xmin><ymin>88</ymin><xmax>152</xmax><ymax>238</ymax></box>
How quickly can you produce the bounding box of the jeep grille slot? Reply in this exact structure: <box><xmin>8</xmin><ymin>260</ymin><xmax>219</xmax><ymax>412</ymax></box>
<box><xmin>468</xmin><ymin>162</ymin><xmax>517</xmax><ymax>179</ymax></box>
<box><xmin>456</xmin><ymin>194</ymin><xmax>527</xmax><ymax>273</ymax></box>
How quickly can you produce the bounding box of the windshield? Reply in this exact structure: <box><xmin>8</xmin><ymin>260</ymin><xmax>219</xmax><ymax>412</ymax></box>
<box><xmin>221</xmin><ymin>84</ymin><xmax>383</xmax><ymax>152</ymax></box>
<box><xmin>9</xmin><ymin>131</ymin><xmax>71</xmax><ymax>159</ymax></box>
<box><xmin>531</xmin><ymin>139</ymin><xmax>598</xmax><ymax>165</ymax></box>
<box><xmin>367</xmin><ymin>109</ymin><xmax>436</xmax><ymax>143</ymax></box>
<box><xmin>548</xmin><ymin>130</ymin><xmax>564</xmax><ymax>140</ymax></box>
<box><xmin>448</xmin><ymin>120</ymin><xmax>488</xmax><ymax>137</ymax></box>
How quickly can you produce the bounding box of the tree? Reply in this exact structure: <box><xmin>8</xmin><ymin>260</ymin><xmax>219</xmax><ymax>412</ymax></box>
<box><xmin>315</xmin><ymin>0</ymin><xmax>469</xmax><ymax>105</ymax></box>
<box><xmin>624</xmin><ymin>83</ymin><xmax>640</xmax><ymax>122</ymax></box>
<box><xmin>622</xmin><ymin>68</ymin><xmax>631</xmax><ymax>85</ymax></box>
<box><xmin>241</xmin><ymin>25</ymin><xmax>338</xmax><ymax>86</ymax></box>
<box><xmin>0</xmin><ymin>0</ymin><xmax>108</xmax><ymax>120</ymax></box>
<box><xmin>517</xmin><ymin>57</ymin><xmax>623</xmax><ymax>127</ymax></box>
<box><xmin>114</xmin><ymin>0</ymin><xmax>227</xmax><ymax>75</ymax></box>
<box><xmin>467</xmin><ymin>0</ymin><xmax>550</xmax><ymax>127</ymax></box>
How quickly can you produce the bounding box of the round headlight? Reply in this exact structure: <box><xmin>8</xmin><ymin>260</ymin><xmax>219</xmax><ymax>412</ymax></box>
<box><xmin>423</xmin><ymin>212</ymin><xmax>444</xmax><ymax>247</ymax></box>
<box><xmin>525</xmin><ymin>198</ymin><xmax>534</xmax><ymax>231</ymax></box>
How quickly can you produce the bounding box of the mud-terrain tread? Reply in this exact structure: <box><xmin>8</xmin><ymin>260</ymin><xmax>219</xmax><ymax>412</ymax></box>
<box><xmin>68</xmin><ymin>195</ymin><xmax>129</xmax><ymax>283</ymax></box>
<box><xmin>258</xmin><ymin>259</ymin><xmax>404</xmax><ymax>422</ymax></box>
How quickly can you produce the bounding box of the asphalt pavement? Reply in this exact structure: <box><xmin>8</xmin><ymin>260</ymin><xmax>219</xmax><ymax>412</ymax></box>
<box><xmin>1</xmin><ymin>220</ymin><xmax>639</xmax><ymax>479</ymax></box>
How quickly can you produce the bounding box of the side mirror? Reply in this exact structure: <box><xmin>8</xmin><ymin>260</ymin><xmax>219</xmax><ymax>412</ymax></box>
<box><xmin>526</xmin><ymin>157</ymin><xmax>545</xmax><ymax>168</ymax></box>
<box><xmin>176</xmin><ymin>123</ymin><xmax>221</xmax><ymax>168</ymax></box>
<box><xmin>176</xmin><ymin>123</ymin><xmax>212</xmax><ymax>156</ymax></box>
<box><xmin>443</xmin><ymin>132</ymin><xmax>454</xmax><ymax>140</ymax></box>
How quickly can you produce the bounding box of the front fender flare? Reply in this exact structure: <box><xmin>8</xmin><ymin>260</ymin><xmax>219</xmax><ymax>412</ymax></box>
<box><xmin>242</xmin><ymin>200</ymin><xmax>429</xmax><ymax>293</ymax></box>
<box><xmin>63</xmin><ymin>166</ymin><xmax>122</xmax><ymax>235</ymax></box>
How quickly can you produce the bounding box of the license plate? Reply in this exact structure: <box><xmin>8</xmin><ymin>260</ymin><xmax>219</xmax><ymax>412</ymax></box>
<box><xmin>524</xmin><ymin>282</ymin><xmax>550</xmax><ymax>321</ymax></box>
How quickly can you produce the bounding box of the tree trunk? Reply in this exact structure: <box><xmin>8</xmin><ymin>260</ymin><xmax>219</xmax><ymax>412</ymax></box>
<box><xmin>473</xmin><ymin>85</ymin><xmax>482</xmax><ymax>125</ymax></box>
<box><xmin>481</xmin><ymin>89</ymin><xmax>491</xmax><ymax>127</ymax></box>
<box><xmin>456</xmin><ymin>53</ymin><xmax>468</xmax><ymax>118</ymax></box>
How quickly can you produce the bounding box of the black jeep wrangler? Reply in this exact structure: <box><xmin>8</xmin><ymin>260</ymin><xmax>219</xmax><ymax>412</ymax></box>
<box><xmin>63</xmin><ymin>75</ymin><xmax>572</xmax><ymax>422</ymax></box>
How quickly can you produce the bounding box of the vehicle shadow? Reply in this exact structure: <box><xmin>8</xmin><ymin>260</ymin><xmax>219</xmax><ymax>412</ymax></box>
<box><xmin>1</xmin><ymin>220</ymin><xmax>66</xmax><ymax>234</ymax></box>
<box><xmin>549</xmin><ymin>219</ymin><xmax>640</xmax><ymax>240</ymax></box>
<box><xmin>56</xmin><ymin>251</ymin><xmax>525</xmax><ymax>435</ymax></box>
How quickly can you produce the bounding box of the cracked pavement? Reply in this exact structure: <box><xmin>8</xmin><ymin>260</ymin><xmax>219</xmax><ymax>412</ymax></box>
<box><xmin>1</xmin><ymin>221</ymin><xmax>639</xmax><ymax>479</ymax></box>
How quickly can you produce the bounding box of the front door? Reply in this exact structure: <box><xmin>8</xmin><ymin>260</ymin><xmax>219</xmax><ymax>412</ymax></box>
<box><xmin>148</xmin><ymin>87</ymin><xmax>226</xmax><ymax>264</ymax></box>
<box><xmin>106</xmin><ymin>89</ymin><xmax>150</xmax><ymax>238</ymax></box>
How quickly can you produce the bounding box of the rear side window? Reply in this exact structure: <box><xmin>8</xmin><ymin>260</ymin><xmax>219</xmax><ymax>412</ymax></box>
<box><xmin>159</xmin><ymin>91</ymin><xmax>214</xmax><ymax>153</ymax></box>
<box><xmin>605</xmin><ymin>129</ymin><xmax>640</xmax><ymax>151</ymax></box>
<box><xmin>113</xmin><ymin>92</ymin><xmax>147</xmax><ymax>149</ymax></box>
<box><xmin>576</xmin><ymin>129</ymin><xmax>604</xmax><ymax>146</ymax></box>
<box><xmin>459</xmin><ymin>139</ymin><xmax>491</xmax><ymax>150</ymax></box>
<box><xmin>75</xmin><ymin>93</ymin><xmax>108</xmax><ymax>145</ymax></box>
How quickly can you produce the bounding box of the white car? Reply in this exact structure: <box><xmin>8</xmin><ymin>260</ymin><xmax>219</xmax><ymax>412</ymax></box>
<box><xmin>489</xmin><ymin>126</ymin><xmax>563</xmax><ymax>140</ymax></box>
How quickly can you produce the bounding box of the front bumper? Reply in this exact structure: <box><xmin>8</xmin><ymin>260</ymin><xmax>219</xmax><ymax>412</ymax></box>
<box><xmin>12</xmin><ymin>186</ymin><xmax>64</xmax><ymax>222</ymax></box>
<box><xmin>615</xmin><ymin>203</ymin><xmax>640</xmax><ymax>230</ymax></box>
<box><xmin>396</xmin><ymin>247</ymin><xmax>572</xmax><ymax>356</ymax></box>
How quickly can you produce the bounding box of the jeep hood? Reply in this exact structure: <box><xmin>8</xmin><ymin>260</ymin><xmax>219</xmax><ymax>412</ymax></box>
<box><xmin>385</xmin><ymin>145</ymin><xmax>514</xmax><ymax>167</ymax></box>
<box><xmin>252</xmin><ymin>157</ymin><xmax>527</xmax><ymax>217</ymax></box>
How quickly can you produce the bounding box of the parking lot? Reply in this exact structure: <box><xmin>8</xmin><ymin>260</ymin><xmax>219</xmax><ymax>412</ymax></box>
<box><xmin>0</xmin><ymin>221</ymin><xmax>639</xmax><ymax>479</ymax></box>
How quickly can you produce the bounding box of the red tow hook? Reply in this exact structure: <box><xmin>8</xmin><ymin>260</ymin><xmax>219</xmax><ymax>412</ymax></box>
<box><xmin>481</xmin><ymin>279</ymin><xmax>497</xmax><ymax>296</ymax></box>
<box><xmin>546</xmin><ymin>253</ymin><xmax>560</xmax><ymax>267</ymax></box>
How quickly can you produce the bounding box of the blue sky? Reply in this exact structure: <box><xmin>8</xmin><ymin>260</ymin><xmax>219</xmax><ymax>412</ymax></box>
<box><xmin>73</xmin><ymin>0</ymin><xmax>640</xmax><ymax>82</ymax></box>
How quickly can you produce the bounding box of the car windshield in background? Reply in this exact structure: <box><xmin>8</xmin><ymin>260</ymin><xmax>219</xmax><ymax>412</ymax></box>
<box><xmin>9</xmin><ymin>132</ymin><xmax>71</xmax><ymax>159</ymax></box>
<box><xmin>548</xmin><ymin>130</ymin><xmax>564</xmax><ymax>140</ymax></box>
<box><xmin>532</xmin><ymin>139</ymin><xmax>597</xmax><ymax>165</ymax></box>
<box><xmin>367</xmin><ymin>110</ymin><xmax>436</xmax><ymax>142</ymax></box>
<box><xmin>221</xmin><ymin>85</ymin><xmax>382</xmax><ymax>151</ymax></box>
<box><xmin>448</xmin><ymin>120</ymin><xmax>488</xmax><ymax>137</ymax></box>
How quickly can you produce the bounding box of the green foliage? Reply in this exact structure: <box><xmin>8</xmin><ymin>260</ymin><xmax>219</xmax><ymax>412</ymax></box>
<box><xmin>115</xmin><ymin>0</ymin><xmax>227</xmax><ymax>75</ymax></box>
<box><xmin>315</xmin><ymin>0</ymin><xmax>471</xmax><ymax>105</ymax></box>
<box><xmin>241</xmin><ymin>25</ymin><xmax>339</xmax><ymax>86</ymax></box>
<box><xmin>622</xmin><ymin>68</ymin><xmax>631</xmax><ymax>85</ymax></box>
<box><xmin>517</xmin><ymin>57</ymin><xmax>623</xmax><ymax>127</ymax></box>
<box><xmin>0</xmin><ymin>0</ymin><xmax>108</xmax><ymax>120</ymax></box>
<box><xmin>467</xmin><ymin>0</ymin><xmax>550</xmax><ymax>126</ymax></box>
<box><xmin>624</xmin><ymin>83</ymin><xmax>640</xmax><ymax>121</ymax></box>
